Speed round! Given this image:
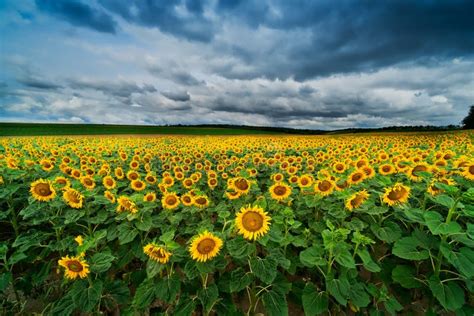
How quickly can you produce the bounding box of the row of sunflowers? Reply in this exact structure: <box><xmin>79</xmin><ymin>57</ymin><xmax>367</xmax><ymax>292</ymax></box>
<box><xmin>0</xmin><ymin>131</ymin><xmax>473</xmax><ymax>315</ymax></box>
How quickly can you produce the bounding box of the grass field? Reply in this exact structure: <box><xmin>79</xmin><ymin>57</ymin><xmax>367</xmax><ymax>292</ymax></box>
<box><xmin>0</xmin><ymin>123</ymin><xmax>281</xmax><ymax>136</ymax></box>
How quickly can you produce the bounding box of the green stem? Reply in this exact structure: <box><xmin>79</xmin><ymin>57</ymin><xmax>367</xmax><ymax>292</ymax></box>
<box><xmin>10</xmin><ymin>207</ymin><xmax>19</xmax><ymax>238</ymax></box>
<box><xmin>434</xmin><ymin>199</ymin><xmax>459</xmax><ymax>277</ymax></box>
<box><xmin>327</xmin><ymin>248</ymin><xmax>333</xmax><ymax>275</ymax></box>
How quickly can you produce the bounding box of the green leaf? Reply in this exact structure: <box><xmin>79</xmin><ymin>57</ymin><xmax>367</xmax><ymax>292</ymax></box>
<box><xmin>71</xmin><ymin>280</ymin><xmax>103</xmax><ymax>312</ymax></box>
<box><xmin>229</xmin><ymin>268</ymin><xmax>253</xmax><ymax>293</ymax></box>
<box><xmin>300</xmin><ymin>245</ymin><xmax>325</xmax><ymax>267</ymax></box>
<box><xmin>146</xmin><ymin>259</ymin><xmax>165</xmax><ymax>278</ymax></box>
<box><xmin>226</xmin><ymin>236</ymin><xmax>256</xmax><ymax>260</ymax></box>
<box><xmin>440</xmin><ymin>244</ymin><xmax>474</xmax><ymax>278</ymax></box>
<box><xmin>384</xmin><ymin>296</ymin><xmax>403</xmax><ymax>316</ymax></box>
<box><xmin>302</xmin><ymin>283</ymin><xmax>328</xmax><ymax>316</ymax></box>
<box><xmin>262</xmin><ymin>288</ymin><xmax>288</xmax><ymax>316</ymax></box>
<box><xmin>371</xmin><ymin>221</ymin><xmax>402</xmax><ymax>243</ymax></box>
<box><xmin>392</xmin><ymin>237</ymin><xmax>429</xmax><ymax>260</ymax></box>
<box><xmin>349</xmin><ymin>283</ymin><xmax>370</xmax><ymax>308</ymax></box>
<box><xmin>198</xmin><ymin>283</ymin><xmax>219</xmax><ymax>314</ymax></box>
<box><xmin>431</xmin><ymin>194</ymin><xmax>455</xmax><ymax>209</ymax></box>
<box><xmin>250</xmin><ymin>256</ymin><xmax>277</xmax><ymax>284</ymax></box>
<box><xmin>132</xmin><ymin>279</ymin><xmax>155</xmax><ymax>309</ymax></box>
<box><xmin>0</xmin><ymin>272</ymin><xmax>12</xmax><ymax>293</ymax></box>
<box><xmin>155</xmin><ymin>274</ymin><xmax>180</xmax><ymax>303</ymax></box>
<box><xmin>118</xmin><ymin>224</ymin><xmax>138</xmax><ymax>245</ymax></box>
<box><xmin>428</xmin><ymin>276</ymin><xmax>465</xmax><ymax>311</ymax></box>
<box><xmin>392</xmin><ymin>265</ymin><xmax>421</xmax><ymax>288</ymax></box>
<box><xmin>424</xmin><ymin>211</ymin><xmax>462</xmax><ymax>235</ymax></box>
<box><xmin>50</xmin><ymin>294</ymin><xmax>75</xmax><ymax>316</ymax></box>
<box><xmin>90</xmin><ymin>252</ymin><xmax>115</xmax><ymax>273</ymax></box>
<box><xmin>326</xmin><ymin>277</ymin><xmax>350</xmax><ymax>306</ymax></box>
<box><xmin>174</xmin><ymin>295</ymin><xmax>196</xmax><ymax>316</ymax></box>
<box><xmin>357</xmin><ymin>248</ymin><xmax>381</xmax><ymax>272</ymax></box>
<box><xmin>334</xmin><ymin>248</ymin><xmax>356</xmax><ymax>269</ymax></box>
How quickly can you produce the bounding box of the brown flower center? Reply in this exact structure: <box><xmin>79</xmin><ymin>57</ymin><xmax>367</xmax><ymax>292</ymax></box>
<box><xmin>195</xmin><ymin>197</ymin><xmax>207</xmax><ymax>205</ymax></box>
<box><xmin>197</xmin><ymin>238</ymin><xmax>215</xmax><ymax>254</ymax></box>
<box><xmin>234</xmin><ymin>179</ymin><xmax>249</xmax><ymax>190</ymax></box>
<box><xmin>66</xmin><ymin>260</ymin><xmax>83</xmax><ymax>272</ymax></box>
<box><xmin>242</xmin><ymin>211</ymin><xmax>264</xmax><ymax>232</ymax></box>
<box><xmin>352</xmin><ymin>173</ymin><xmax>362</xmax><ymax>182</ymax></box>
<box><xmin>35</xmin><ymin>183</ymin><xmax>52</xmax><ymax>196</ymax></box>
<box><xmin>166</xmin><ymin>196</ymin><xmax>177</xmax><ymax>205</ymax></box>
<box><xmin>318</xmin><ymin>180</ymin><xmax>331</xmax><ymax>191</ymax></box>
<box><xmin>387</xmin><ymin>187</ymin><xmax>407</xmax><ymax>201</ymax></box>
<box><xmin>412</xmin><ymin>165</ymin><xmax>427</xmax><ymax>175</ymax></box>
<box><xmin>273</xmin><ymin>185</ymin><xmax>287</xmax><ymax>196</ymax></box>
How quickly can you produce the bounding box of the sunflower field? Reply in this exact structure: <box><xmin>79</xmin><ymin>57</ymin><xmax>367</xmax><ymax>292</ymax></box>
<box><xmin>1</xmin><ymin>132</ymin><xmax>473</xmax><ymax>315</ymax></box>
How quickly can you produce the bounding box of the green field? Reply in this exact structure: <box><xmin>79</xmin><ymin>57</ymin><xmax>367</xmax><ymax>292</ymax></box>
<box><xmin>0</xmin><ymin>123</ymin><xmax>281</xmax><ymax>136</ymax></box>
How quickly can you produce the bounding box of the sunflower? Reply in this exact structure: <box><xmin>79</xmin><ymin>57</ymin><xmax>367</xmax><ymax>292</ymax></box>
<box><xmin>314</xmin><ymin>179</ymin><xmax>335</xmax><ymax>196</ymax></box>
<box><xmin>162</xmin><ymin>193</ymin><xmax>180</xmax><ymax>210</ymax></box>
<box><xmin>193</xmin><ymin>195</ymin><xmax>209</xmax><ymax>208</ymax></box>
<box><xmin>225</xmin><ymin>190</ymin><xmax>241</xmax><ymax>200</ymax></box>
<box><xmin>117</xmin><ymin>196</ymin><xmax>138</xmax><ymax>214</ymax></box>
<box><xmin>143</xmin><ymin>192</ymin><xmax>156</xmax><ymax>202</ymax></box>
<box><xmin>74</xmin><ymin>235</ymin><xmax>84</xmax><ymax>246</ymax></box>
<box><xmin>407</xmin><ymin>163</ymin><xmax>431</xmax><ymax>182</ymax></box>
<box><xmin>461</xmin><ymin>162</ymin><xmax>474</xmax><ymax>181</ymax></box>
<box><xmin>269</xmin><ymin>182</ymin><xmax>292</xmax><ymax>201</ymax></box>
<box><xmin>63</xmin><ymin>188</ymin><xmax>84</xmax><ymax>209</ymax></box>
<box><xmin>189</xmin><ymin>231</ymin><xmax>223</xmax><ymax>262</ymax></box>
<box><xmin>71</xmin><ymin>169</ymin><xmax>82</xmax><ymax>179</ymax></box>
<box><xmin>235</xmin><ymin>205</ymin><xmax>271</xmax><ymax>240</ymax></box>
<box><xmin>114</xmin><ymin>167</ymin><xmax>125</xmax><ymax>179</ymax></box>
<box><xmin>232</xmin><ymin>177</ymin><xmax>251</xmax><ymax>195</ymax></box>
<box><xmin>104</xmin><ymin>190</ymin><xmax>116</xmax><ymax>203</ymax></box>
<box><xmin>271</xmin><ymin>173</ymin><xmax>285</xmax><ymax>182</ymax></box>
<box><xmin>162</xmin><ymin>176</ymin><xmax>174</xmax><ymax>187</ymax></box>
<box><xmin>102</xmin><ymin>176</ymin><xmax>116</xmax><ymax>190</ymax></box>
<box><xmin>382</xmin><ymin>183</ymin><xmax>411</xmax><ymax>206</ymax></box>
<box><xmin>127</xmin><ymin>170</ymin><xmax>140</xmax><ymax>181</ymax></box>
<box><xmin>181</xmin><ymin>193</ymin><xmax>194</xmax><ymax>206</ymax></box>
<box><xmin>131</xmin><ymin>179</ymin><xmax>146</xmax><ymax>191</ymax></box>
<box><xmin>145</xmin><ymin>174</ymin><xmax>157</xmax><ymax>185</ymax></box>
<box><xmin>207</xmin><ymin>178</ymin><xmax>218</xmax><ymax>189</ymax></box>
<box><xmin>347</xmin><ymin>170</ymin><xmax>366</xmax><ymax>185</ymax></box>
<box><xmin>345</xmin><ymin>190</ymin><xmax>370</xmax><ymax>211</ymax></box>
<box><xmin>30</xmin><ymin>179</ymin><xmax>56</xmax><ymax>202</ymax></box>
<box><xmin>333</xmin><ymin>162</ymin><xmax>346</xmax><ymax>174</ymax></box>
<box><xmin>40</xmin><ymin>159</ymin><xmax>54</xmax><ymax>172</ymax></box>
<box><xmin>427</xmin><ymin>178</ymin><xmax>455</xmax><ymax>196</ymax></box>
<box><xmin>143</xmin><ymin>243</ymin><xmax>172</xmax><ymax>264</ymax></box>
<box><xmin>58</xmin><ymin>255</ymin><xmax>90</xmax><ymax>280</ymax></box>
<box><xmin>54</xmin><ymin>176</ymin><xmax>71</xmax><ymax>190</ymax></box>
<box><xmin>80</xmin><ymin>176</ymin><xmax>96</xmax><ymax>190</ymax></box>
<box><xmin>378</xmin><ymin>164</ymin><xmax>396</xmax><ymax>176</ymax></box>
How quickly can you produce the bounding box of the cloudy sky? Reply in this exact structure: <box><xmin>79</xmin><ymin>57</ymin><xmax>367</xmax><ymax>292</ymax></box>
<box><xmin>1</xmin><ymin>0</ymin><xmax>473</xmax><ymax>129</ymax></box>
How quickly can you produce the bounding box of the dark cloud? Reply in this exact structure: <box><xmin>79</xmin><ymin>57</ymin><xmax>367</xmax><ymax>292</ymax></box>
<box><xmin>17</xmin><ymin>76</ymin><xmax>63</xmax><ymax>90</ymax></box>
<box><xmin>35</xmin><ymin>0</ymin><xmax>117</xmax><ymax>33</ymax></box>
<box><xmin>68</xmin><ymin>79</ymin><xmax>156</xmax><ymax>98</ymax></box>
<box><xmin>98</xmin><ymin>0</ymin><xmax>214</xmax><ymax>41</ymax></box>
<box><xmin>161</xmin><ymin>90</ymin><xmax>191</xmax><ymax>102</ymax></box>
<box><xmin>148</xmin><ymin>65</ymin><xmax>204</xmax><ymax>86</ymax></box>
<box><xmin>214</xmin><ymin>1</ymin><xmax>474</xmax><ymax>80</ymax></box>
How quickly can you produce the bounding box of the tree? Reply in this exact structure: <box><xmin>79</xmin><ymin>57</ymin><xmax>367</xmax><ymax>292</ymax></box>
<box><xmin>462</xmin><ymin>105</ymin><xmax>474</xmax><ymax>129</ymax></box>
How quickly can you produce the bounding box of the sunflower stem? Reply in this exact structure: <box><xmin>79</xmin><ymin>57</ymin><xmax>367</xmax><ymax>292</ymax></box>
<box><xmin>434</xmin><ymin>198</ymin><xmax>459</xmax><ymax>277</ymax></box>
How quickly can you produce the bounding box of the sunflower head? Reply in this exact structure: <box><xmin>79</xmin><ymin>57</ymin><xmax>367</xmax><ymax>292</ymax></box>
<box><xmin>345</xmin><ymin>190</ymin><xmax>370</xmax><ymax>211</ymax></box>
<box><xmin>143</xmin><ymin>192</ymin><xmax>156</xmax><ymax>202</ymax></box>
<box><xmin>58</xmin><ymin>255</ymin><xmax>90</xmax><ymax>279</ymax></box>
<box><xmin>314</xmin><ymin>179</ymin><xmax>335</xmax><ymax>196</ymax></box>
<box><xmin>117</xmin><ymin>196</ymin><xmax>138</xmax><ymax>213</ymax></box>
<box><xmin>30</xmin><ymin>179</ymin><xmax>56</xmax><ymax>202</ymax></box>
<box><xmin>193</xmin><ymin>195</ymin><xmax>209</xmax><ymax>208</ymax></box>
<box><xmin>383</xmin><ymin>183</ymin><xmax>411</xmax><ymax>206</ymax></box>
<box><xmin>131</xmin><ymin>179</ymin><xmax>146</xmax><ymax>191</ymax></box>
<box><xmin>103</xmin><ymin>176</ymin><xmax>116</xmax><ymax>189</ymax></box>
<box><xmin>162</xmin><ymin>193</ymin><xmax>180</xmax><ymax>210</ymax></box>
<box><xmin>232</xmin><ymin>177</ymin><xmax>251</xmax><ymax>194</ymax></box>
<box><xmin>189</xmin><ymin>231</ymin><xmax>223</xmax><ymax>262</ymax></box>
<box><xmin>235</xmin><ymin>204</ymin><xmax>271</xmax><ymax>240</ymax></box>
<box><xmin>269</xmin><ymin>182</ymin><xmax>292</xmax><ymax>201</ymax></box>
<box><xmin>143</xmin><ymin>243</ymin><xmax>172</xmax><ymax>264</ymax></box>
<box><xmin>63</xmin><ymin>188</ymin><xmax>84</xmax><ymax>209</ymax></box>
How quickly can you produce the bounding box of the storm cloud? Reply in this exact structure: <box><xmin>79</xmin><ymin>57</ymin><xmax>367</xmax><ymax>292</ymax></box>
<box><xmin>1</xmin><ymin>0</ymin><xmax>473</xmax><ymax>129</ymax></box>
